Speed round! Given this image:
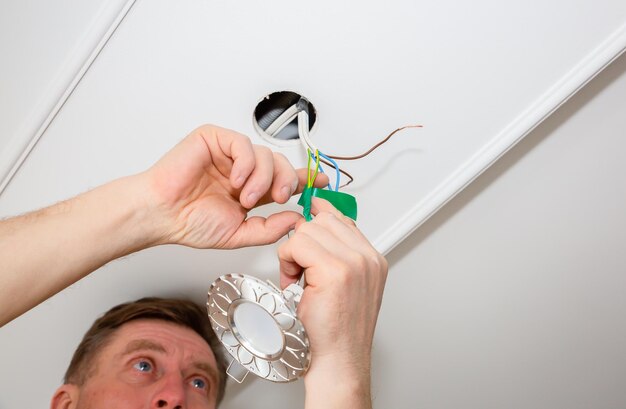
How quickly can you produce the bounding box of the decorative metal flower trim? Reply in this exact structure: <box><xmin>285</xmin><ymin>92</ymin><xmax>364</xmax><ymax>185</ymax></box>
<box><xmin>207</xmin><ymin>274</ymin><xmax>310</xmax><ymax>383</ymax></box>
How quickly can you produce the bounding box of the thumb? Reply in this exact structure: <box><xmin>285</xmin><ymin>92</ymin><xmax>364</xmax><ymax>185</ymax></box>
<box><xmin>277</xmin><ymin>238</ymin><xmax>303</xmax><ymax>290</ymax></box>
<box><xmin>224</xmin><ymin>211</ymin><xmax>303</xmax><ymax>248</ymax></box>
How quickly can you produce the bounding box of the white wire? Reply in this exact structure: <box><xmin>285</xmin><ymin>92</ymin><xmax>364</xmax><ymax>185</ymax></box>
<box><xmin>263</xmin><ymin>102</ymin><xmax>317</xmax><ymax>153</ymax></box>
<box><xmin>297</xmin><ymin>110</ymin><xmax>317</xmax><ymax>153</ymax></box>
<box><xmin>264</xmin><ymin>104</ymin><xmax>300</xmax><ymax>137</ymax></box>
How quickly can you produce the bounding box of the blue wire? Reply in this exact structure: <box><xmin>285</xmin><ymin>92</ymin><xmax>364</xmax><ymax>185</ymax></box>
<box><xmin>318</xmin><ymin>151</ymin><xmax>341</xmax><ymax>191</ymax></box>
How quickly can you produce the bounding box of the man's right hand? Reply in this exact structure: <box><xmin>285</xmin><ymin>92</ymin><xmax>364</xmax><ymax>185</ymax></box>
<box><xmin>278</xmin><ymin>197</ymin><xmax>388</xmax><ymax>409</ymax></box>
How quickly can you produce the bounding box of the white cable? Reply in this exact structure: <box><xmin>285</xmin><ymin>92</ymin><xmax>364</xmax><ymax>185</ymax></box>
<box><xmin>264</xmin><ymin>104</ymin><xmax>300</xmax><ymax>137</ymax></box>
<box><xmin>262</xmin><ymin>101</ymin><xmax>317</xmax><ymax>153</ymax></box>
<box><xmin>297</xmin><ymin>110</ymin><xmax>317</xmax><ymax>153</ymax></box>
<box><xmin>264</xmin><ymin>102</ymin><xmax>317</xmax><ymax>153</ymax></box>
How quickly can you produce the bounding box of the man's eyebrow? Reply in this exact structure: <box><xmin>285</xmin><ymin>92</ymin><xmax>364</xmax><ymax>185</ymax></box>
<box><xmin>118</xmin><ymin>339</ymin><xmax>167</xmax><ymax>357</ymax></box>
<box><xmin>192</xmin><ymin>361</ymin><xmax>219</xmax><ymax>384</ymax></box>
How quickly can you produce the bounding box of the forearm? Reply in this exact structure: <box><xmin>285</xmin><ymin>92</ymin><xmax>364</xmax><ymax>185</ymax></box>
<box><xmin>304</xmin><ymin>358</ymin><xmax>372</xmax><ymax>409</ymax></box>
<box><xmin>0</xmin><ymin>173</ymin><xmax>162</xmax><ymax>325</ymax></box>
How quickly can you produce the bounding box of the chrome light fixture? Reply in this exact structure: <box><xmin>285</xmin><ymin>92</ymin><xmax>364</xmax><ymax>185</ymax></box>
<box><xmin>207</xmin><ymin>274</ymin><xmax>310</xmax><ymax>383</ymax></box>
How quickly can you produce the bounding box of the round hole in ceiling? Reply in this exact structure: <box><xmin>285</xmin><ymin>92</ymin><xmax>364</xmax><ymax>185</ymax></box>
<box><xmin>253</xmin><ymin>91</ymin><xmax>317</xmax><ymax>146</ymax></box>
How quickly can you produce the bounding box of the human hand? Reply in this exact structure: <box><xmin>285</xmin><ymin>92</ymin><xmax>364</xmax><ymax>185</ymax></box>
<box><xmin>278</xmin><ymin>198</ymin><xmax>388</xmax><ymax>406</ymax></box>
<box><xmin>142</xmin><ymin>124</ymin><xmax>328</xmax><ymax>249</ymax></box>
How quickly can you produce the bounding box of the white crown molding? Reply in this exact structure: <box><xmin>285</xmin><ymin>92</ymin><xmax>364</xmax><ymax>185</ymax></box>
<box><xmin>376</xmin><ymin>22</ymin><xmax>626</xmax><ymax>255</ymax></box>
<box><xmin>0</xmin><ymin>0</ymin><xmax>137</xmax><ymax>196</ymax></box>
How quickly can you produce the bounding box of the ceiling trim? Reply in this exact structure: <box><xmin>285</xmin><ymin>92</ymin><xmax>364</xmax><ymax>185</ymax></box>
<box><xmin>0</xmin><ymin>0</ymin><xmax>138</xmax><ymax>196</ymax></box>
<box><xmin>376</xmin><ymin>22</ymin><xmax>626</xmax><ymax>255</ymax></box>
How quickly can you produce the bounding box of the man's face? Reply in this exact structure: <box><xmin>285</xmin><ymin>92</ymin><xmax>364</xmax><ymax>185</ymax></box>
<box><xmin>60</xmin><ymin>319</ymin><xmax>220</xmax><ymax>409</ymax></box>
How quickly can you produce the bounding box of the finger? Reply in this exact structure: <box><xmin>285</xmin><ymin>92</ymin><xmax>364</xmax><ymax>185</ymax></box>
<box><xmin>280</xmin><ymin>274</ymin><xmax>300</xmax><ymax>289</ymax></box>
<box><xmin>255</xmin><ymin>166</ymin><xmax>330</xmax><ymax>206</ymax></box>
<box><xmin>301</xmin><ymin>210</ymin><xmax>362</xmax><ymax>252</ymax></box>
<box><xmin>277</xmin><ymin>232</ymin><xmax>323</xmax><ymax>289</ymax></box>
<box><xmin>256</xmin><ymin>152</ymin><xmax>298</xmax><ymax>206</ymax></box>
<box><xmin>195</xmin><ymin>125</ymin><xmax>256</xmax><ymax>189</ymax></box>
<box><xmin>272</xmin><ymin>152</ymin><xmax>298</xmax><ymax>203</ymax></box>
<box><xmin>310</xmin><ymin>196</ymin><xmax>358</xmax><ymax>228</ymax></box>
<box><xmin>276</xmin><ymin>201</ymin><xmax>363</xmax><ymax>286</ymax></box>
<box><xmin>294</xmin><ymin>168</ymin><xmax>329</xmax><ymax>194</ymax></box>
<box><xmin>310</xmin><ymin>196</ymin><xmax>347</xmax><ymax>218</ymax></box>
<box><xmin>295</xmin><ymin>217</ymin><xmax>357</xmax><ymax>257</ymax></box>
<box><xmin>278</xmin><ymin>230</ymin><xmax>346</xmax><ymax>289</ymax></box>
<box><xmin>303</xmin><ymin>201</ymin><xmax>377</xmax><ymax>268</ymax></box>
<box><xmin>281</xmin><ymin>217</ymin><xmax>357</xmax><ymax>275</ymax></box>
<box><xmin>293</xmin><ymin>216</ymin><xmax>307</xmax><ymax>230</ymax></box>
<box><xmin>239</xmin><ymin>146</ymin><xmax>274</xmax><ymax>208</ymax></box>
<box><xmin>277</xmin><ymin>240</ymin><xmax>302</xmax><ymax>289</ymax></box>
<box><xmin>224</xmin><ymin>211</ymin><xmax>302</xmax><ymax>248</ymax></box>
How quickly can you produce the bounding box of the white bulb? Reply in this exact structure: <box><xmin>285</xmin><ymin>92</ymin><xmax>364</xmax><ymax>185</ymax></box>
<box><xmin>232</xmin><ymin>301</ymin><xmax>284</xmax><ymax>356</ymax></box>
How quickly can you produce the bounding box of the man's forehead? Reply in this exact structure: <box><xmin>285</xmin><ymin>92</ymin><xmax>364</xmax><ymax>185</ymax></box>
<box><xmin>110</xmin><ymin>319</ymin><xmax>215</xmax><ymax>358</ymax></box>
<box><xmin>117</xmin><ymin>338</ymin><xmax>167</xmax><ymax>356</ymax></box>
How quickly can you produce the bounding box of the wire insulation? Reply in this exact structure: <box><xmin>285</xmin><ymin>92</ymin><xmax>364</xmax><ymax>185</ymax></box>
<box><xmin>327</xmin><ymin>125</ymin><xmax>422</xmax><ymax>160</ymax></box>
<box><xmin>318</xmin><ymin>151</ymin><xmax>340</xmax><ymax>191</ymax></box>
<box><xmin>296</xmin><ymin>102</ymin><xmax>421</xmax><ymax>190</ymax></box>
<box><xmin>319</xmin><ymin>158</ymin><xmax>354</xmax><ymax>188</ymax></box>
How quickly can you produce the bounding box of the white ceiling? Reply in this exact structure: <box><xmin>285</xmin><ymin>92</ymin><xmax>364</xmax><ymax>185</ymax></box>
<box><xmin>1</xmin><ymin>1</ymin><xmax>625</xmax><ymax>407</ymax></box>
<box><xmin>371</xmin><ymin>53</ymin><xmax>626</xmax><ymax>409</ymax></box>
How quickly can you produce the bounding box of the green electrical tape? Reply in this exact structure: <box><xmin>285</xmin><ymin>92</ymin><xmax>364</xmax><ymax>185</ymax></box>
<box><xmin>298</xmin><ymin>187</ymin><xmax>358</xmax><ymax>222</ymax></box>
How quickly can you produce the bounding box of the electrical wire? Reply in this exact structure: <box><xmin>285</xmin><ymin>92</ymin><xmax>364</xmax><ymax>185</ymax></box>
<box><xmin>312</xmin><ymin>154</ymin><xmax>333</xmax><ymax>190</ymax></box>
<box><xmin>319</xmin><ymin>158</ymin><xmax>354</xmax><ymax>188</ymax></box>
<box><xmin>318</xmin><ymin>151</ymin><xmax>340</xmax><ymax>191</ymax></box>
<box><xmin>306</xmin><ymin>148</ymin><xmax>321</xmax><ymax>188</ymax></box>
<box><xmin>298</xmin><ymin>110</ymin><xmax>317</xmax><ymax>153</ymax></box>
<box><xmin>265</xmin><ymin>104</ymin><xmax>300</xmax><ymax>137</ymax></box>
<box><xmin>292</xmin><ymin>101</ymin><xmax>421</xmax><ymax>190</ymax></box>
<box><xmin>307</xmin><ymin>123</ymin><xmax>420</xmax><ymax>188</ymax></box>
<box><xmin>327</xmin><ymin>125</ymin><xmax>423</xmax><ymax>160</ymax></box>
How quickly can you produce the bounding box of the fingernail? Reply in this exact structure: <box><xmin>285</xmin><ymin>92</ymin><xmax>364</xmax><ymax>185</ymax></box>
<box><xmin>235</xmin><ymin>176</ymin><xmax>245</xmax><ymax>187</ymax></box>
<box><xmin>291</xmin><ymin>179</ymin><xmax>298</xmax><ymax>194</ymax></box>
<box><xmin>281</xmin><ymin>185</ymin><xmax>290</xmax><ymax>200</ymax></box>
<box><xmin>247</xmin><ymin>192</ymin><xmax>259</xmax><ymax>205</ymax></box>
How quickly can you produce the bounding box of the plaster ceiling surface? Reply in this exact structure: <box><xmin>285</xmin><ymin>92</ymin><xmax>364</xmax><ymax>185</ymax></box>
<box><xmin>0</xmin><ymin>0</ymin><xmax>129</xmax><ymax>189</ymax></box>
<box><xmin>1</xmin><ymin>1</ymin><xmax>626</xmax><ymax>407</ymax></box>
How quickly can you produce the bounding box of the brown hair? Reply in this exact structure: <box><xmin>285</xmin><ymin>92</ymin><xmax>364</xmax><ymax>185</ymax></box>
<box><xmin>64</xmin><ymin>297</ymin><xmax>228</xmax><ymax>404</ymax></box>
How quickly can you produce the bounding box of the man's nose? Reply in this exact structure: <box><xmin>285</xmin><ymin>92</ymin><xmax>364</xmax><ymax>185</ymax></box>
<box><xmin>152</xmin><ymin>372</ymin><xmax>186</xmax><ymax>409</ymax></box>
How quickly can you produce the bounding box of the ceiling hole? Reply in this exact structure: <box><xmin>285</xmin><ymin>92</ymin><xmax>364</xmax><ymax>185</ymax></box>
<box><xmin>253</xmin><ymin>91</ymin><xmax>317</xmax><ymax>145</ymax></box>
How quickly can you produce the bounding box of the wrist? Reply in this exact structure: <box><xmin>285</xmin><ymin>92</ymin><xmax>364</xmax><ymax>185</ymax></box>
<box><xmin>304</xmin><ymin>355</ymin><xmax>372</xmax><ymax>409</ymax></box>
<box><xmin>93</xmin><ymin>173</ymin><xmax>169</xmax><ymax>255</ymax></box>
<box><xmin>0</xmin><ymin>173</ymin><xmax>170</xmax><ymax>324</ymax></box>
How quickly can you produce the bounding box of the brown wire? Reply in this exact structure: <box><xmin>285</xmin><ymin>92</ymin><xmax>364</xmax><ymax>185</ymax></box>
<box><xmin>317</xmin><ymin>124</ymin><xmax>421</xmax><ymax>188</ymax></box>
<box><xmin>319</xmin><ymin>157</ymin><xmax>354</xmax><ymax>188</ymax></box>
<box><xmin>327</xmin><ymin>124</ymin><xmax>422</xmax><ymax>161</ymax></box>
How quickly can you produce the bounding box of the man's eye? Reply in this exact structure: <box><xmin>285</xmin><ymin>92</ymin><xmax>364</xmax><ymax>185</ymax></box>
<box><xmin>191</xmin><ymin>377</ymin><xmax>207</xmax><ymax>389</ymax></box>
<box><xmin>133</xmin><ymin>360</ymin><xmax>153</xmax><ymax>373</ymax></box>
